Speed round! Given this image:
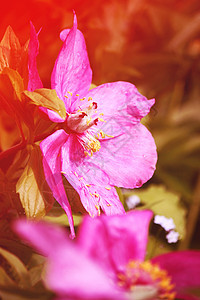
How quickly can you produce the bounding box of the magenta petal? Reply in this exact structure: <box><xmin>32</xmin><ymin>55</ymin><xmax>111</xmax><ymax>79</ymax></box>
<box><xmin>81</xmin><ymin>81</ymin><xmax>155</xmax><ymax>137</ymax></box>
<box><xmin>51</xmin><ymin>13</ymin><xmax>92</xmax><ymax>110</ymax></box>
<box><xmin>152</xmin><ymin>250</ymin><xmax>200</xmax><ymax>300</ymax></box>
<box><xmin>15</xmin><ymin>220</ymin><xmax>125</xmax><ymax>300</ymax></box>
<box><xmin>40</xmin><ymin>130</ymin><xmax>75</xmax><ymax>238</ymax></box>
<box><xmin>92</xmin><ymin>123</ymin><xmax>157</xmax><ymax>188</ymax></box>
<box><xmin>14</xmin><ymin>219</ymin><xmax>70</xmax><ymax>256</ymax></box>
<box><xmin>78</xmin><ymin>210</ymin><xmax>153</xmax><ymax>276</ymax></box>
<box><xmin>27</xmin><ymin>22</ymin><xmax>43</xmax><ymax>91</ymax></box>
<box><xmin>47</xmin><ymin>243</ymin><xmax>125</xmax><ymax>300</ymax></box>
<box><xmin>61</xmin><ymin>135</ymin><xmax>125</xmax><ymax>217</ymax></box>
<box><xmin>40</xmin><ymin>107</ymin><xmax>65</xmax><ymax>123</ymax></box>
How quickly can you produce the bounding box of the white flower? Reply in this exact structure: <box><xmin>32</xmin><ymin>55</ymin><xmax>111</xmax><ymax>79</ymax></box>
<box><xmin>154</xmin><ymin>215</ymin><xmax>175</xmax><ymax>232</ymax></box>
<box><xmin>166</xmin><ymin>230</ymin><xmax>180</xmax><ymax>243</ymax></box>
<box><xmin>126</xmin><ymin>195</ymin><xmax>140</xmax><ymax>209</ymax></box>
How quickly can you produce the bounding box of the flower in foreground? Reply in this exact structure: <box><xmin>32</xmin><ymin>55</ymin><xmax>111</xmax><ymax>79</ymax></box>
<box><xmin>26</xmin><ymin>13</ymin><xmax>157</xmax><ymax>237</ymax></box>
<box><xmin>15</xmin><ymin>211</ymin><xmax>200</xmax><ymax>300</ymax></box>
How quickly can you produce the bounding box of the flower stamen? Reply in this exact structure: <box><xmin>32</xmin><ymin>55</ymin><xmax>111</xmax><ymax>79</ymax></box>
<box><xmin>117</xmin><ymin>260</ymin><xmax>176</xmax><ymax>300</ymax></box>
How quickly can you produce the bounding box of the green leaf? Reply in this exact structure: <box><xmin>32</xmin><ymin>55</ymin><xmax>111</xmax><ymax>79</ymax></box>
<box><xmin>115</xmin><ymin>187</ymin><xmax>125</xmax><ymax>206</ymax></box>
<box><xmin>44</xmin><ymin>213</ymin><xmax>82</xmax><ymax>227</ymax></box>
<box><xmin>16</xmin><ymin>145</ymin><xmax>54</xmax><ymax>218</ymax></box>
<box><xmin>125</xmin><ymin>185</ymin><xmax>186</xmax><ymax>238</ymax></box>
<box><xmin>24</xmin><ymin>88</ymin><xmax>66</xmax><ymax>120</ymax></box>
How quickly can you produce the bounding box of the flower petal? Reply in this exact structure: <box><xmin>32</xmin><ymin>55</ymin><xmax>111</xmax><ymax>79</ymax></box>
<box><xmin>47</xmin><ymin>242</ymin><xmax>125</xmax><ymax>300</ymax></box>
<box><xmin>61</xmin><ymin>134</ymin><xmax>125</xmax><ymax>217</ymax></box>
<box><xmin>91</xmin><ymin>123</ymin><xmax>157</xmax><ymax>188</ymax></box>
<box><xmin>40</xmin><ymin>130</ymin><xmax>75</xmax><ymax>238</ymax></box>
<box><xmin>40</xmin><ymin>107</ymin><xmax>65</xmax><ymax>123</ymax></box>
<box><xmin>78</xmin><ymin>210</ymin><xmax>153</xmax><ymax>276</ymax></box>
<box><xmin>27</xmin><ymin>22</ymin><xmax>43</xmax><ymax>91</ymax></box>
<box><xmin>14</xmin><ymin>219</ymin><xmax>70</xmax><ymax>257</ymax></box>
<box><xmin>15</xmin><ymin>220</ymin><xmax>125</xmax><ymax>300</ymax></box>
<box><xmin>151</xmin><ymin>251</ymin><xmax>200</xmax><ymax>300</ymax></box>
<box><xmin>51</xmin><ymin>13</ymin><xmax>92</xmax><ymax>110</ymax></box>
<box><xmin>79</xmin><ymin>81</ymin><xmax>155</xmax><ymax>137</ymax></box>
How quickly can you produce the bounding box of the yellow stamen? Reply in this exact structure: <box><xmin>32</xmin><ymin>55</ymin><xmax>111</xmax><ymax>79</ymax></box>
<box><xmin>67</xmin><ymin>91</ymin><xmax>72</xmax><ymax>96</ymax></box>
<box><xmin>105</xmin><ymin>133</ymin><xmax>114</xmax><ymax>138</ymax></box>
<box><xmin>99</xmin><ymin>117</ymin><xmax>106</xmax><ymax>122</ymax></box>
<box><xmin>93</xmin><ymin>192</ymin><xmax>99</xmax><ymax>198</ymax></box>
<box><xmin>88</xmin><ymin>139</ymin><xmax>101</xmax><ymax>153</ymax></box>
<box><xmin>118</xmin><ymin>261</ymin><xmax>176</xmax><ymax>300</ymax></box>
<box><xmin>105</xmin><ymin>187</ymin><xmax>111</xmax><ymax>190</ymax></box>
<box><xmin>100</xmin><ymin>130</ymin><xmax>105</xmax><ymax>138</ymax></box>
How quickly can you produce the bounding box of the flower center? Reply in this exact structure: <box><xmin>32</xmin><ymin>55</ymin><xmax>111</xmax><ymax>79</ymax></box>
<box><xmin>64</xmin><ymin>92</ymin><xmax>114</xmax><ymax>157</ymax></box>
<box><xmin>66</xmin><ymin>96</ymin><xmax>100</xmax><ymax>134</ymax></box>
<box><xmin>117</xmin><ymin>260</ymin><xmax>176</xmax><ymax>300</ymax></box>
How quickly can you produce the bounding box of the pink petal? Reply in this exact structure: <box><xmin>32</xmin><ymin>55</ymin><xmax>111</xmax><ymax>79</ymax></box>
<box><xmin>79</xmin><ymin>81</ymin><xmax>155</xmax><ymax>137</ymax></box>
<box><xmin>51</xmin><ymin>13</ymin><xmax>92</xmax><ymax>110</ymax></box>
<box><xmin>40</xmin><ymin>107</ymin><xmax>65</xmax><ymax>123</ymax></box>
<box><xmin>61</xmin><ymin>134</ymin><xmax>125</xmax><ymax>217</ymax></box>
<box><xmin>27</xmin><ymin>22</ymin><xmax>43</xmax><ymax>91</ymax></box>
<box><xmin>47</xmin><ymin>242</ymin><xmax>125</xmax><ymax>299</ymax></box>
<box><xmin>14</xmin><ymin>219</ymin><xmax>70</xmax><ymax>257</ymax></box>
<box><xmin>15</xmin><ymin>220</ymin><xmax>125</xmax><ymax>299</ymax></box>
<box><xmin>40</xmin><ymin>130</ymin><xmax>75</xmax><ymax>238</ymax></box>
<box><xmin>92</xmin><ymin>123</ymin><xmax>157</xmax><ymax>188</ymax></box>
<box><xmin>151</xmin><ymin>251</ymin><xmax>200</xmax><ymax>300</ymax></box>
<box><xmin>78</xmin><ymin>210</ymin><xmax>153</xmax><ymax>276</ymax></box>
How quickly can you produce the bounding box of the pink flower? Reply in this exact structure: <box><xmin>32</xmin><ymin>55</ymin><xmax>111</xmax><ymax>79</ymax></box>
<box><xmin>14</xmin><ymin>211</ymin><xmax>200</xmax><ymax>300</ymax></box>
<box><xmin>40</xmin><ymin>14</ymin><xmax>157</xmax><ymax>237</ymax></box>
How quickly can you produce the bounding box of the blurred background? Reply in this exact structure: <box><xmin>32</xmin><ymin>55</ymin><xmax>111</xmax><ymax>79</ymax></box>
<box><xmin>0</xmin><ymin>0</ymin><xmax>200</xmax><ymax>250</ymax></box>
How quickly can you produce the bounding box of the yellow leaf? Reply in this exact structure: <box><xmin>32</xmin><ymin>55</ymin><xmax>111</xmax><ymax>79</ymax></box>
<box><xmin>16</xmin><ymin>145</ymin><xmax>54</xmax><ymax>218</ymax></box>
<box><xmin>0</xmin><ymin>26</ymin><xmax>21</xmax><ymax>72</ymax></box>
<box><xmin>1</xmin><ymin>67</ymin><xmax>24</xmax><ymax>101</ymax></box>
<box><xmin>0</xmin><ymin>247</ymin><xmax>30</xmax><ymax>288</ymax></box>
<box><xmin>24</xmin><ymin>88</ymin><xmax>66</xmax><ymax>120</ymax></box>
<box><xmin>125</xmin><ymin>185</ymin><xmax>186</xmax><ymax>239</ymax></box>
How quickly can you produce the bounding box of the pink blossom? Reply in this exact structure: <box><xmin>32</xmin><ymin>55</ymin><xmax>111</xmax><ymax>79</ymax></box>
<box><xmin>40</xmin><ymin>14</ymin><xmax>157</xmax><ymax>237</ymax></box>
<box><xmin>15</xmin><ymin>211</ymin><xmax>200</xmax><ymax>300</ymax></box>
